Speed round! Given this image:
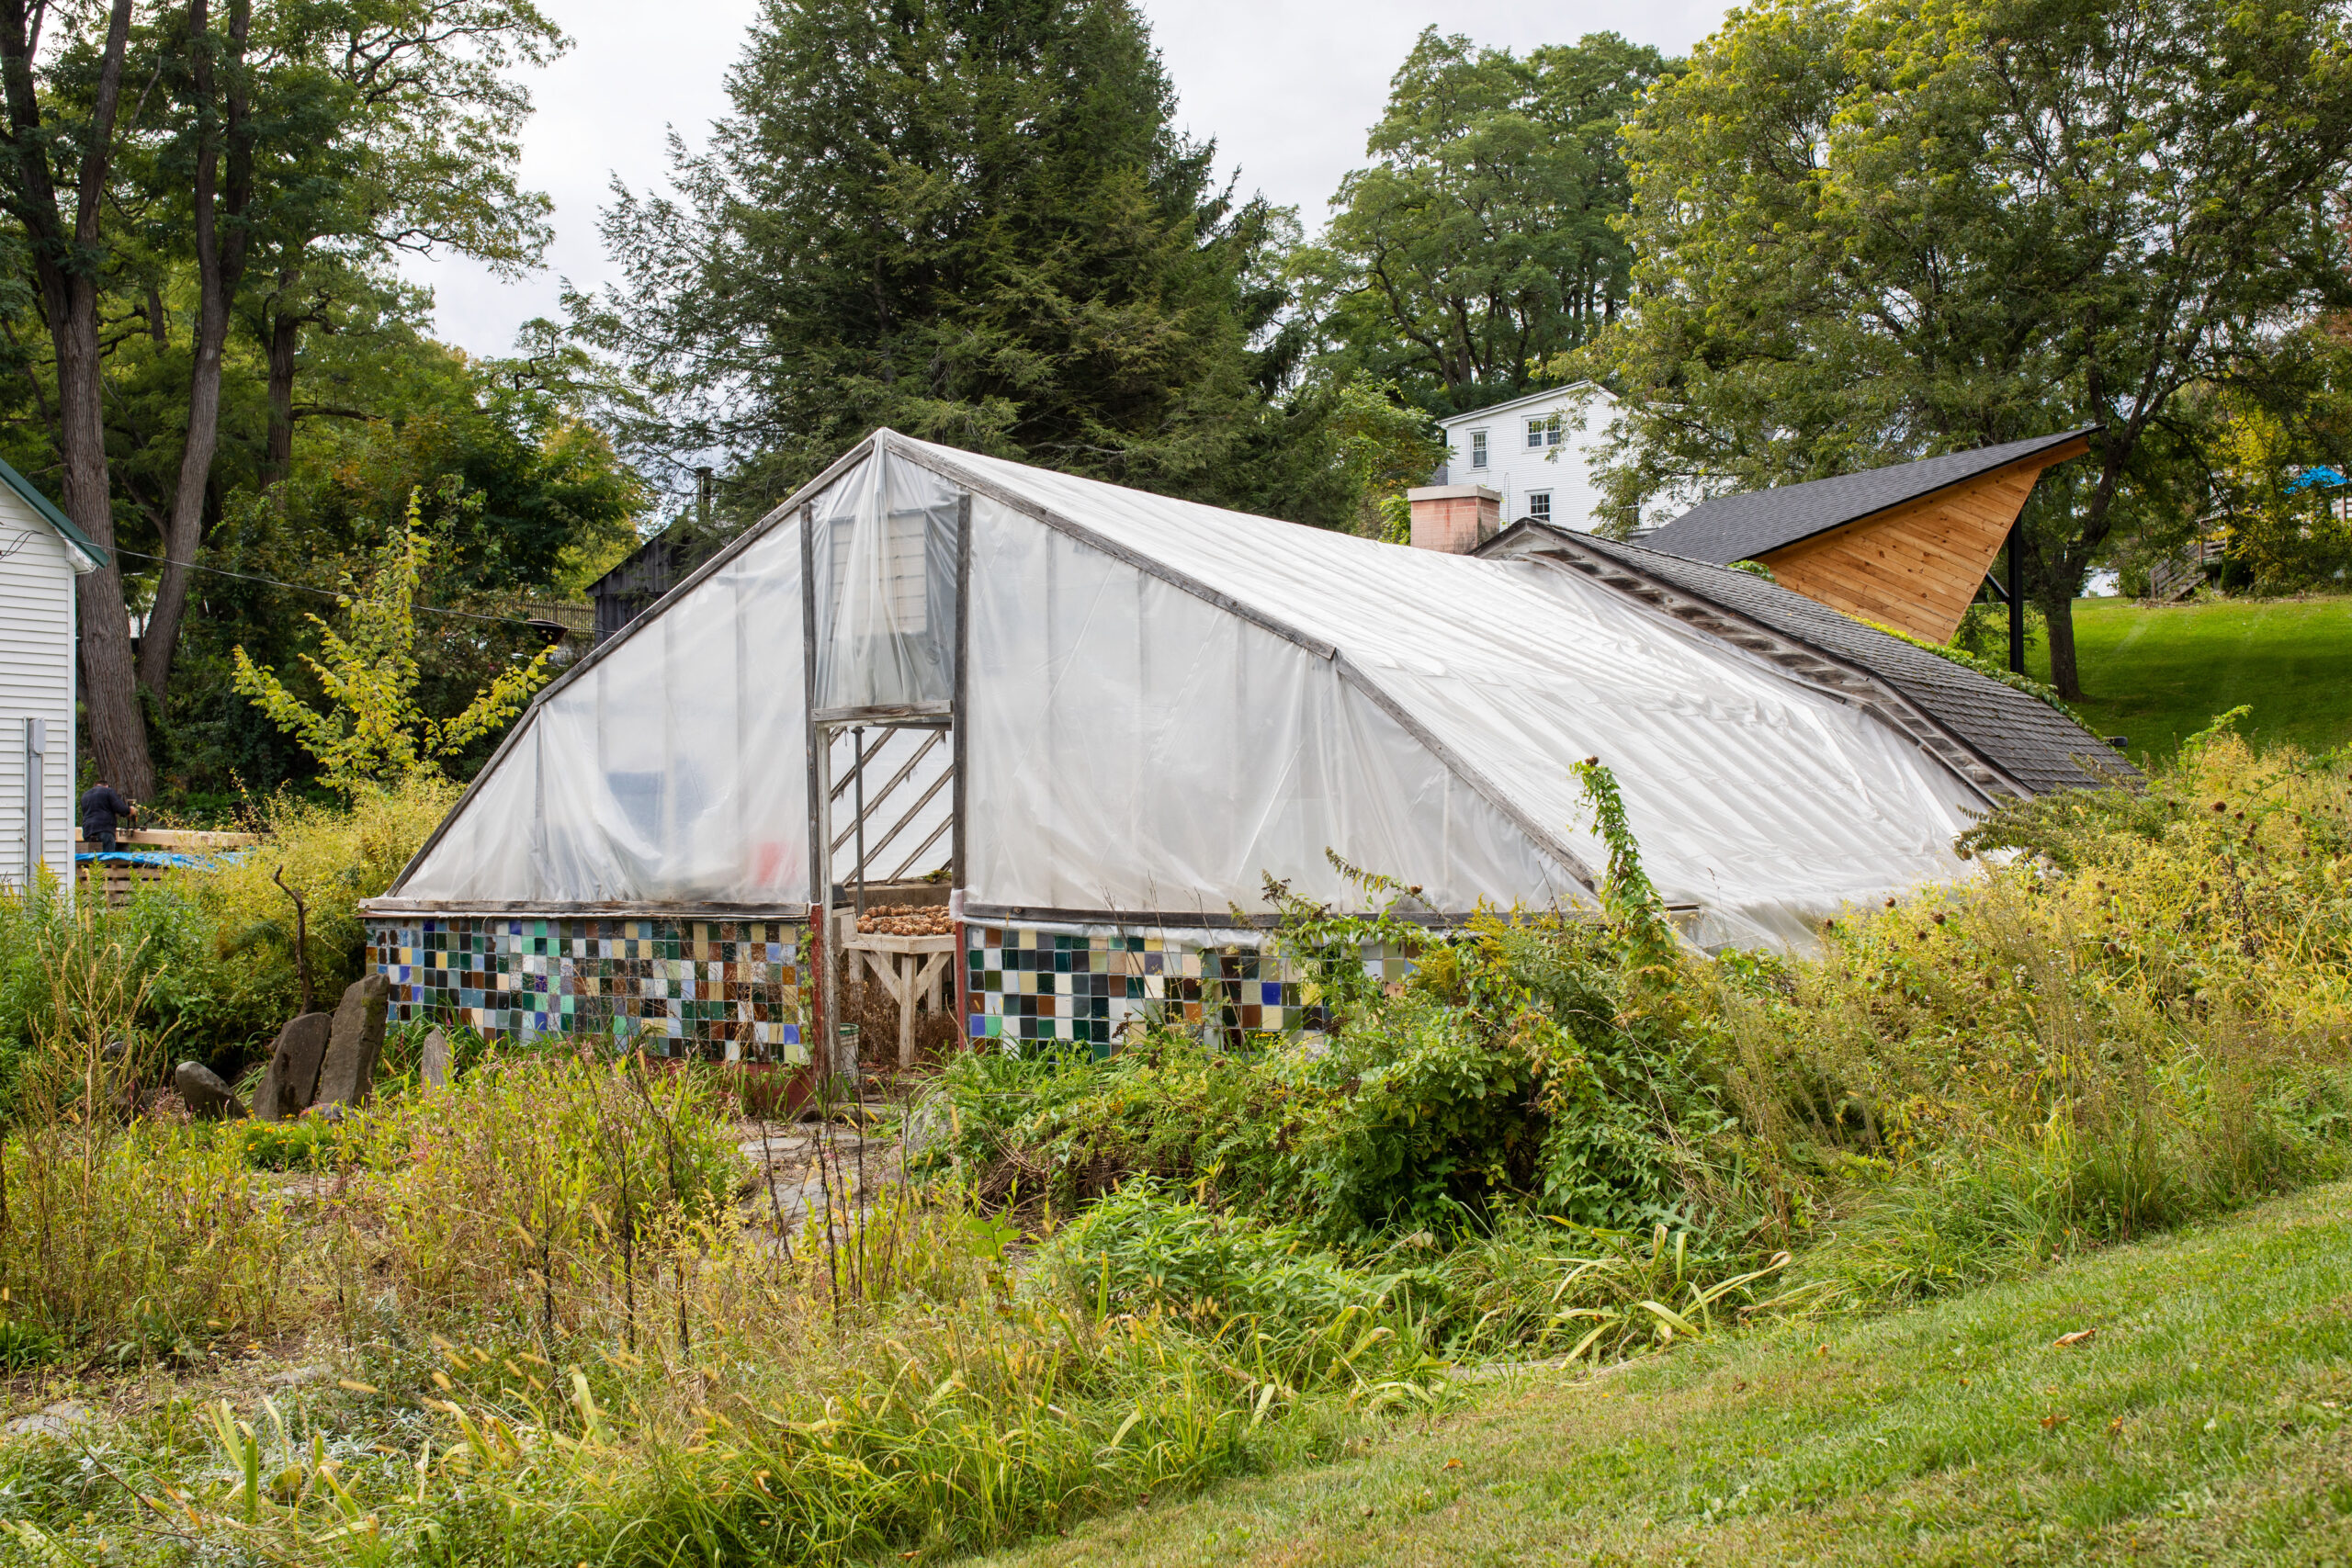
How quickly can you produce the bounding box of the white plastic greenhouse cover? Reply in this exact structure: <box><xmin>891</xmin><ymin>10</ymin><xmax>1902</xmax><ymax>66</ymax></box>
<box><xmin>389</xmin><ymin>431</ymin><xmax>1991</xmax><ymax>949</ymax></box>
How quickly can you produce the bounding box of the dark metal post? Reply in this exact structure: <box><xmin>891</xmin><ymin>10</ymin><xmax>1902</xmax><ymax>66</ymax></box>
<box><xmin>2006</xmin><ymin>521</ymin><xmax>2025</xmax><ymax>675</ymax></box>
<box><xmin>800</xmin><ymin>502</ymin><xmax>829</xmax><ymax>1070</ymax></box>
<box><xmin>952</xmin><ymin>493</ymin><xmax>971</xmax><ymax>893</ymax></box>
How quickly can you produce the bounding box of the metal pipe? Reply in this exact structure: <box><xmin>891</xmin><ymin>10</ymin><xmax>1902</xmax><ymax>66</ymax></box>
<box><xmin>953</xmin><ymin>492</ymin><xmax>971</xmax><ymax>896</ymax></box>
<box><xmin>2007</xmin><ymin>521</ymin><xmax>2025</xmax><ymax>675</ymax></box>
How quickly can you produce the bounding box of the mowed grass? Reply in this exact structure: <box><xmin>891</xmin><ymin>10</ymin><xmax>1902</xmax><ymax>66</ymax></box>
<box><xmin>969</xmin><ymin>1182</ymin><xmax>2352</xmax><ymax>1568</ymax></box>
<box><xmin>2037</xmin><ymin>594</ymin><xmax>2352</xmax><ymax>761</ymax></box>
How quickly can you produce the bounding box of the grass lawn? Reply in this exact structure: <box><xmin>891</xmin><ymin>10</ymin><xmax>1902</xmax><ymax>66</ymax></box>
<box><xmin>971</xmin><ymin>1183</ymin><xmax>2352</xmax><ymax>1567</ymax></box>
<box><xmin>2037</xmin><ymin>595</ymin><xmax>2352</xmax><ymax>761</ymax></box>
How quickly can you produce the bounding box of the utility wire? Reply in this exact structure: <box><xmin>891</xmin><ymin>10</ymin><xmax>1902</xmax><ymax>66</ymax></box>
<box><xmin>107</xmin><ymin>547</ymin><xmax>572</xmax><ymax>629</ymax></box>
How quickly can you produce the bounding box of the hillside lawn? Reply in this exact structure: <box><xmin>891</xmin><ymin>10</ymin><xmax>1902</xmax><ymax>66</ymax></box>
<box><xmin>2035</xmin><ymin>594</ymin><xmax>2352</xmax><ymax>761</ymax></box>
<box><xmin>973</xmin><ymin>1182</ymin><xmax>2352</xmax><ymax>1568</ymax></box>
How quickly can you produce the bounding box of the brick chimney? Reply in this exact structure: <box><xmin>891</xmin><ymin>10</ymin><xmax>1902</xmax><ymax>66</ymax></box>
<box><xmin>1405</xmin><ymin>484</ymin><xmax>1503</xmax><ymax>553</ymax></box>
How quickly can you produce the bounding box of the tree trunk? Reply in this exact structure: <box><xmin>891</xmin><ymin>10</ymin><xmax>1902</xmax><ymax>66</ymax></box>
<box><xmin>0</xmin><ymin>0</ymin><xmax>151</xmax><ymax>797</ymax></box>
<box><xmin>138</xmin><ymin>0</ymin><xmax>254</xmax><ymax>701</ymax></box>
<box><xmin>261</xmin><ymin>276</ymin><xmax>300</xmax><ymax>487</ymax></box>
<box><xmin>62</xmin><ymin>293</ymin><xmax>150</xmax><ymax>796</ymax></box>
<box><xmin>2042</xmin><ymin>592</ymin><xmax>2082</xmax><ymax>700</ymax></box>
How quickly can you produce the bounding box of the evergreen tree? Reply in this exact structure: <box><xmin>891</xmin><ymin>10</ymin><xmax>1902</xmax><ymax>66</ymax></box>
<box><xmin>576</xmin><ymin>0</ymin><xmax>1306</xmax><ymax>513</ymax></box>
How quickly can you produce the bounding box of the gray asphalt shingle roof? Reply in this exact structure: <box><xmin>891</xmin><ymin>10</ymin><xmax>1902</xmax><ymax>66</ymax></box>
<box><xmin>1640</xmin><ymin>429</ymin><xmax>2098</xmax><ymax>566</ymax></box>
<box><xmin>1505</xmin><ymin>527</ymin><xmax>2133</xmax><ymax>797</ymax></box>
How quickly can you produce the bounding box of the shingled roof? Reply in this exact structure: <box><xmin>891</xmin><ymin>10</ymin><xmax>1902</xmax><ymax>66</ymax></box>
<box><xmin>1480</xmin><ymin>523</ymin><xmax>2135</xmax><ymax>798</ymax></box>
<box><xmin>1642</xmin><ymin>429</ymin><xmax>2100</xmax><ymax>566</ymax></box>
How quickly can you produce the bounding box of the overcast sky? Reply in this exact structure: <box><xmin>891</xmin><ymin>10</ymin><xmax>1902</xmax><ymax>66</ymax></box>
<box><xmin>408</xmin><ymin>0</ymin><xmax>1734</xmax><ymax>358</ymax></box>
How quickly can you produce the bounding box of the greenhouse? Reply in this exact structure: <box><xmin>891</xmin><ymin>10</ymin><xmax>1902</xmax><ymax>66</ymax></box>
<box><xmin>363</xmin><ymin>430</ymin><xmax>2112</xmax><ymax>1061</ymax></box>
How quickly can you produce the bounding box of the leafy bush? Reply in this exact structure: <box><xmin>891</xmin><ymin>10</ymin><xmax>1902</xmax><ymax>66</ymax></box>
<box><xmin>924</xmin><ymin>777</ymin><xmax>1724</xmax><ymax>1247</ymax></box>
<box><xmin>0</xmin><ymin>774</ymin><xmax>455</xmax><ymax>1111</ymax></box>
<box><xmin>935</xmin><ymin>735</ymin><xmax>2352</xmax><ymax>1323</ymax></box>
<box><xmin>235</xmin><ymin>1117</ymin><xmax>346</xmax><ymax>1171</ymax></box>
<box><xmin>0</xmin><ymin>874</ymin><xmax>256</xmax><ymax>1114</ymax></box>
<box><xmin>195</xmin><ymin>773</ymin><xmax>458</xmax><ymax>1034</ymax></box>
<box><xmin>333</xmin><ymin>1051</ymin><xmax>750</xmax><ymax>1331</ymax></box>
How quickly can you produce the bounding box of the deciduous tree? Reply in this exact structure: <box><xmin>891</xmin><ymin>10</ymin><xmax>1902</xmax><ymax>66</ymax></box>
<box><xmin>0</xmin><ymin>0</ymin><xmax>149</xmax><ymax>795</ymax></box>
<box><xmin>231</xmin><ymin>488</ymin><xmax>549</xmax><ymax>793</ymax></box>
<box><xmin>1297</xmin><ymin>29</ymin><xmax>1673</xmax><ymax>418</ymax></box>
<box><xmin>1580</xmin><ymin>0</ymin><xmax>2352</xmax><ymax>696</ymax></box>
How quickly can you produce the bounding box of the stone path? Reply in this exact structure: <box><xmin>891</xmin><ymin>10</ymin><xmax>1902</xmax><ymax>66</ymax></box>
<box><xmin>731</xmin><ymin>1111</ymin><xmax>913</xmax><ymax>1236</ymax></box>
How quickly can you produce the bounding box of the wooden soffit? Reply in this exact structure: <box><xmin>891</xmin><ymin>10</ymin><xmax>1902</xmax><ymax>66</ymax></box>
<box><xmin>1755</xmin><ymin>435</ymin><xmax>2091</xmax><ymax>643</ymax></box>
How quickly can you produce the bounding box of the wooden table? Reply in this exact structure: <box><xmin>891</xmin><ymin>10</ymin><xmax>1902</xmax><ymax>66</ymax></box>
<box><xmin>842</xmin><ymin>931</ymin><xmax>957</xmax><ymax>1068</ymax></box>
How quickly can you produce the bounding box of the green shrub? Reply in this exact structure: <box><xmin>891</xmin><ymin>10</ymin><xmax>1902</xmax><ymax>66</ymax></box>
<box><xmin>195</xmin><ymin>773</ymin><xmax>458</xmax><ymax>1034</ymax></box>
<box><xmin>923</xmin><ymin>910</ymin><xmax>1721</xmax><ymax>1244</ymax></box>
<box><xmin>0</xmin><ymin>874</ymin><xmax>255</xmax><ymax>1114</ymax></box>
<box><xmin>235</xmin><ymin>1117</ymin><xmax>347</xmax><ymax>1171</ymax></box>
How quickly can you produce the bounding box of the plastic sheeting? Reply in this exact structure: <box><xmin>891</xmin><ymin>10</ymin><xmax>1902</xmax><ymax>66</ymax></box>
<box><xmin>391</xmin><ymin>430</ymin><xmax>1999</xmax><ymax>949</ymax></box>
<box><xmin>809</xmin><ymin>447</ymin><xmax>960</xmax><ymax>714</ymax></box>
<box><xmin>395</xmin><ymin>518</ymin><xmax>812</xmax><ymax>904</ymax></box>
<box><xmin>963</xmin><ymin>494</ymin><xmax>1583</xmax><ymax>916</ymax></box>
<box><xmin>924</xmin><ymin>442</ymin><xmax>1989</xmax><ymax>949</ymax></box>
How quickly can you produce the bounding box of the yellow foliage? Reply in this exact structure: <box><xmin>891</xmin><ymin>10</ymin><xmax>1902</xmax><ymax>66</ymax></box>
<box><xmin>198</xmin><ymin>774</ymin><xmax>461</xmax><ymax>1014</ymax></box>
<box><xmin>2212</xmin><ymin>401</ymin><xmax>2352</xmax><ymax>592</ymax></box>
<box><xmin>231</xmin><ymin>488</ymin><xmax>550</xmax><ymax>794</ymax></box>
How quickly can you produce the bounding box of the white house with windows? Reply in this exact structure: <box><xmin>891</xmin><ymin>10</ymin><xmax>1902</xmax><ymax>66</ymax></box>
<box><xmin>0</xmin><ymin>460</ymin><xmax>103</xmax><ymax>893</ymax></box>
<box><xmin>1428</xmin><ymin>383</ymin><xmax>1615</xmax><ymax>532</ymax></box>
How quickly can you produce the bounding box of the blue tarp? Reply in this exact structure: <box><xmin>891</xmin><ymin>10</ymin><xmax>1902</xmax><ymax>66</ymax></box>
<box><xmin>2285</xmin><ymin>465</ymin><xmax>2346</xmax><ymax>493</ymax></box>
<box><xmin>74</xmin><ymin>850</ymin><xmax>241</xmax><ymax>869</ymax></box>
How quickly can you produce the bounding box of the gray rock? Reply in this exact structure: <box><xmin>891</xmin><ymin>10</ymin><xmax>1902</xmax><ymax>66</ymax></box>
<box><xmin>6</xmin><ymin>1402</ymin><xmax>90</xmax><ymax>1442</ymax></box>
<box><xmin>254</xmin><ymin>1012</ymin><xmax>333</xmax><ymax>1122</ymax></box>
<box><xmin>419</xmin><ymin>1027</ymin><xmax>451</xmax><ymax>1089</ymax></box>
<box><xmin>313</xmin><ymin>973</ymin><xmax>389</xmax><ymax>1108</ymax></box>
<box><xmin>171</xmin><ymin>1060</ymin><xmax>247</xmax><ymax>1121</ymax></box>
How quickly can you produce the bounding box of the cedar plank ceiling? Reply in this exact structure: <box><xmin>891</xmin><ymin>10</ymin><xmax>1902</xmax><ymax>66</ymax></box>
<box><xmin>1758</xmin><ymin>440</ymin><xmax>2089</xmax><ymax>642</ymax></box>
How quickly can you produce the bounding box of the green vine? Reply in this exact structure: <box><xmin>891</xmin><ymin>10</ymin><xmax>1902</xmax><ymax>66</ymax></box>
<box><xmin>1570</xmin><ymin>759</ymin><xmax>1682</xmax><ymax>993</ymax></box>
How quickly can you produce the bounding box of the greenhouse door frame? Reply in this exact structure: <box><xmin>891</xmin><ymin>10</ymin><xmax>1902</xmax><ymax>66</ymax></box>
<box><xmin>800</xmin><ymin>492</ymin><xmax>972</xmax><ymax>1083</ymax></box>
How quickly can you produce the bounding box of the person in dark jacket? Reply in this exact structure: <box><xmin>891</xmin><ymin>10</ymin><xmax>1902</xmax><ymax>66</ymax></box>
<box><xmin>79</xmin><ymin>782</ymin><xmax>138</xmax><ymax>853</ymax></box>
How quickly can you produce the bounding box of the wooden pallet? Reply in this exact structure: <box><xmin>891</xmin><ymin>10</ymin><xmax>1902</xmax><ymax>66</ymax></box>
<box><xmin>75</xmin><ymin>829</ymin><xmax>260</xmax><ymax>906</ymax></box>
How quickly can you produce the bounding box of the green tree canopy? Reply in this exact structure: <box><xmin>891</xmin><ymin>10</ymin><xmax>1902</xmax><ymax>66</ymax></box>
<box><xmin>573</xmin><ymin>0</ymin><xmax>1311</xmax><ymax>514</ymax></box>
<box><xmin>1577</xmin><ymin>0</ymin><xmax>2352</xmax><ymax>697</ymax></box>
<box><xmin>1295</xmin><ymin>29</ymin><xmax>1674</xmax><ymax>418</ymax></box>
<box><xmin>0</xmin><ymin>0</ymin><xmax>567</xmax><ymax>797</ymax></box>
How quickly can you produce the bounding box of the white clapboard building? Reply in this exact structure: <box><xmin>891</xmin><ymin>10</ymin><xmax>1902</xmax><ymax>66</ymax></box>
<box><xmin>0</xmin><ymin>460</ymin><xmax>105</xmax><ymax>891</ymax></box>
<box><xmin>1425</xmin><ymin>383</ymin><xmax>1617</xmax><ymax>532</ymax></box>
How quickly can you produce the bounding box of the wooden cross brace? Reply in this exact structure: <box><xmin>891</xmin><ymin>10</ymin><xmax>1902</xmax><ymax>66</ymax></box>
<box><xmin>854</xmin><ymin>944</ymin><xmax>956</xmax><ymax>1068</ymax></box>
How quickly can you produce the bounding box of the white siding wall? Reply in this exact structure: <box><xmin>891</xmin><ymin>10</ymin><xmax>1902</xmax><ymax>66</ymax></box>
<box><xmin>1440</xmin><ymin>389</ymin><xmax>1614</xmax><ymax>532</ymax></box>
<box><xmin>0</xmin><ymin>491</ymin><xmax>78</xmax><ymax>891</ymax></box>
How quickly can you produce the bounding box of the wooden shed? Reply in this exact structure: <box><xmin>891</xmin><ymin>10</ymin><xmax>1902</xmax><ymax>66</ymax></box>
<box><xmin>0</xmin><ymin>458</ymin><xmax>105</xmax><ymax>893</ymax></box>
<box><xmin>1638</xmin><ymin>430</ymin><xmax>2095</xmax><ymax>644</ymax></box>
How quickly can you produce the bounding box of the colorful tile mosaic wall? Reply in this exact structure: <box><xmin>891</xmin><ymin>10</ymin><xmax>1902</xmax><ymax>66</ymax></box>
<box><xmin>369</xmin><ymin>915</ymin><xmax>809</xmax><ymax>1062</ymax></box>
<box><xmin>963</xmin><ymin>925</ymin><xmax>1415</xmax><ymax>1051</ymax></box>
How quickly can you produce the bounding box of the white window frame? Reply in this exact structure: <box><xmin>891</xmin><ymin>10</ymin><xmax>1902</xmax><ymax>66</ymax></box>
<box><xmin>1469</xmin><ymin>429</ymin><xmax>1488</xmax><ymax>469</ymax></box>
<box><xmin>1527</xmin><ymin>490</ymin><xmax>1552</xmax><ymax>523</ymax></box>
